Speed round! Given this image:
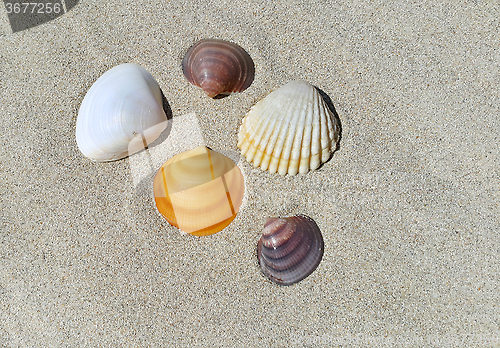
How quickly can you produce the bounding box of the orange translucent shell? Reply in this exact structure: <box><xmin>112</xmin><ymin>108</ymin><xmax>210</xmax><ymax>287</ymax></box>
<box><xmin>153</xmin><ymin>146</ymin><xmax>244</xmax><ymax>236</ymax></box>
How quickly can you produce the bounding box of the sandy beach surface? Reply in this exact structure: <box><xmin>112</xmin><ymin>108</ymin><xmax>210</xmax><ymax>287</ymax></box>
<box><xmin>1</xmin><ymin>0</ymin><xmax>499</xmax><ymax>346</ymax></box>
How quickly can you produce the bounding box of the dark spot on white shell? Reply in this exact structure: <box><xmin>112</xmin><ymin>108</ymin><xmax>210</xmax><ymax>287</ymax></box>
<box><xmin>257</xmin><ymin>215</ymin><xmax>324</xmax><ymax>285</ymax></box>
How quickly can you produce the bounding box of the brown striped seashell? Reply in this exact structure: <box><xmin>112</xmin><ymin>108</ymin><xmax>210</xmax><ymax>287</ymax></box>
<box><xmin>153</xmin><ymin>146</ymin><xmax>245</xmax><ymax>236</ymax></box>
<box><xmin>257</xmin><ymin>215</ymin><xmax>324</xmax><ymax>285</ymax></box>
<box><xmin>182</xmin><ymin>39</ymin><xmax>255</xmax><ymax>98</ymax></box>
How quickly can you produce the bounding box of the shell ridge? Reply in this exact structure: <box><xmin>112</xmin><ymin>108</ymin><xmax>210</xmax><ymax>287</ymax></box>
<box><xmin>278</xmin><ymin>83</ymin><xmax>308</xmax><ymax>174</ymax></box>
<box><xmin>275</xmin><ymin>91</ymin><xmax>310</xmax><ymax>174</ymax></box>
<box><xmin>285</xmin><ymin>93</ymin><xmax>308</xmax><ymax>160</ymax></box>
<box><xmin>285</xmin><ymin>93</ymin><xmax>310</xmax><ymax>175</ymax></box>
<box><xmin>301</xmin><ymin>88</ymin><xmax>316</xmax><ymax>173</ymax></box>
<box><xmin>241</xmin><ymin>100</ymin><xmax>287</xmax><ymax>172</ymax></box>
<box><xmin>253</xmin><ymin>111</ymin><xmax>281</xmax><ymax>170</ymax></box>
<box><xmin>309</xmin><ymin>88</ymin><xmax>322</xmax><ymax>171</ymax></box>
<box><xmin>249</xmin><ymin>103</ymin><xmax>278</xmax><ymax>150</ymax></box>
<box><xmin>247</xmin><ymin>109</ymin><xmax>281</xmax><ymax>170</ymax></box>
<box><xmin>242</xmin><ymin>105</ymin><xmax>266</xmax><ymax>146</ymax></box>
<box><xmin>317</xmin><ymin>92</ymin><xmax>331</xmax><ymax>155</ymax></box>
<box><xmin>241</xmin><ymin>104</ymin><xmax>277</xmax><ymax>165</ymax></box>
<box><xmin>261</xmin><ymin>107</ymin><xmax>290</xmax><ymax>162</ymax></box>
<box><xmin>271</xmin><ymin>103</ymin><xmax>295</xmax><ymax>174</ymax></box>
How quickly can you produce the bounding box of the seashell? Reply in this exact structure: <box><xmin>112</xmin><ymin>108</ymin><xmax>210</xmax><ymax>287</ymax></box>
<box><xmin>76</xmin><ymin>63</ymin><xmax>168</xmax><ymax>161</ymax></box>
<box><xmin>257</xmin><ymin>215</ymin><xmax>324</xmax><ymax>285</ymax></box>
<box><xmin>182</xmin><ymin>39</ymin><xmax>255</xmax><ymax>98</ymax></box>
<box><xmin>238</xmin><ymin>80</ymin><xmax>340</xmax><ymax>175</ymax></box>
<box><xmin>153</xmin><ymin>146</ymin><xmax>245</xmax><ymax>236</ymax></box>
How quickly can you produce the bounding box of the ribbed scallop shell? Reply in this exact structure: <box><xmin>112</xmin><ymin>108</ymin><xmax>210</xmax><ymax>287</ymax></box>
<box><xmin>238</xmin><ymin>80</ymin><xmax>339</xmax><ymax>175</ymax></box>
<box><xmin>153</xmin><ymin>146</ymin><xmax>245</xmax><ymax>236</ymax></box>
<box><xmin>257</xmin><ymin>215</ymin><xmax>324</xmax><ymax>285</ymax></box>
<box><xmin>182</xmin><ymin>39</ymin><xmax>255</xmax><ymax>98</ymax></box>
<box><xmin>76</xmin><ymin>63</ymin><xmax>168</xmax><ymax>161</ymax></box>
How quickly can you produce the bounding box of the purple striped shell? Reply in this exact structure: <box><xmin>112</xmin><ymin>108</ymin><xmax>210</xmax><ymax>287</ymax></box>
<box><xmin>182</xmin><ymin>39</ymin><xmax>255</xmax><ymax>98</ymax></box>
<box><xmin>257</xmin><ymin>215</ymin><xmax>324</xmax><ymax>286</ymax></box>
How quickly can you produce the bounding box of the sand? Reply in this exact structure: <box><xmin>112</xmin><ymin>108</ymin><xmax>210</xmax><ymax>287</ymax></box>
<box><xmin>1</xmin><ymin>0</ymin><xmax>499</xmax><ymax>346</ymax></box>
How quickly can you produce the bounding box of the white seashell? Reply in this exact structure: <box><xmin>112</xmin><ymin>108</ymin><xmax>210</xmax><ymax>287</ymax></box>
<box><xmin>237</xmin><ymin>80</ymin><xmax>340</xmax><ymax>175</ymax></box>
<box><xmin>76</xmin><ymin>63</ymin><xmax>168</xmax><ymax>161</ymax></box>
